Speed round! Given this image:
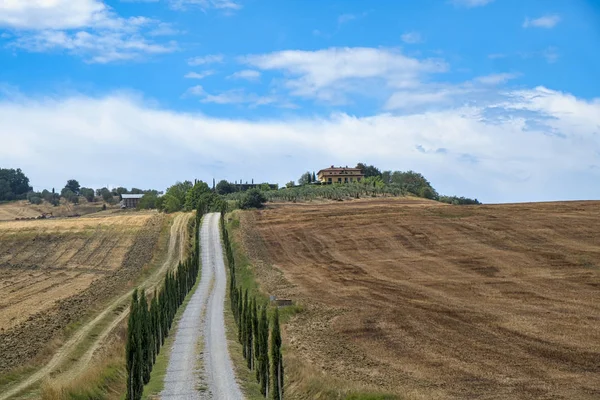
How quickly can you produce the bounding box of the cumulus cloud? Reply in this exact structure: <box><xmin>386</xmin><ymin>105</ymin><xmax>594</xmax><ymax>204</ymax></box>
<box><xmin>242</xmin><ymin>47</ymin><xmax>447</xmax><ymax>102</ymax></box>
<box><xmin>185</xmin><ymin>71</ymin><xmax>215</xmax><ymax>79</ymax></box>
<box><xmin>0</xmin><ymin>0</ymin><xmax>175</xmax><ymax>62</ymax></box>
<box><xmin>1</xmin><ymin>87</ymin><xmax>599</xmax><ymax>203</ymax></box>
<box><xmin>523</xmin><ymin>15</ymin><xmax>561</xmax><ymax>29</ymax></box>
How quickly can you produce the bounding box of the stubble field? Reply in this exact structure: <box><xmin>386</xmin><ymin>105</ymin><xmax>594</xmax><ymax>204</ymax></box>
<box><xmin>240</xmin><ymin>198</ymin><xmax>600</xmax><ymax>399</ymax></box>
<box><xmin>0</xmin><ymin>212</ymin><xmax>165</xmax><ymax>373</ymax></box>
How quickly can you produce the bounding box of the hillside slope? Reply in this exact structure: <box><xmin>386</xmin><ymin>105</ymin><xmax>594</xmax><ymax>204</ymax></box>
<box><xmin>241</xmin><ymin>198</ymin><xmax>600</xmax><ymax>399</ymax></box>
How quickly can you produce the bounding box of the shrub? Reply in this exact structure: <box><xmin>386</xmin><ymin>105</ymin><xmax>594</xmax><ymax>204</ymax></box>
<box><xmin>239</xmin><ymin>188</ymin><xmax>267</xmax><ymax>209</ymax></box>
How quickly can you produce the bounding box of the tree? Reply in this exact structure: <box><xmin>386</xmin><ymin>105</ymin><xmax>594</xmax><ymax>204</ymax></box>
<box><xmin>298</xmin><ymin>171</ymin><xmax>312</xmax><ymax>185</ymax></box>
<box><xmin>285</xmin><ymin>181</ymin><xmax>295</xmax><ymax>188</ymax></box>
<box><xmin>137</xmin><ymin>193</ymin><xmax>159</xmax><ymax>210</ymax></box>
<box><xmin>271</xmin><ymin>307</ymin><xmax>283</xmax><ymax>400</ymax></box>
<box><xmin>216</xmin><ymin>180</ymin><xmax>236</xmax><ymax>195</ymax></box>
<box><xmin>61</xmin><ymin>189</ymin><xmax>78</xmax><ymax>204</ymax></box>
<box><xmin>97</xmin><ymin>187</ymin><xmax>114</xmax><ymax>204</ymax></box>
<box><xmin>356</xmin><ymin>163</ymin><xmax>382</xmax><ymax>178</ymax></box>
<box><xmin>239</xmin><ymin>189</ymin><xmax>267</xmax><ymax>209</ymax></box>
<box><xmin>0</xmin><ymin>168</ymin><xmax>32</xmax><ymax>201</ymax></box>
<box><xmin>390</xmin><ymin>170</ymin><xmax>438</xmax><ymax>199</ymax></box>
<box><xmin>64</xmin><ymin>179</ymin><xmax>80</xmax><ymax>195</ymax></box>
<box><xmin>161</xmin><ymin>194</ymin><xmax>182</xmax><ymax>213</ymax></box>
<box><xmin>312</xmin><ymin>171</ymin><xmax>317</xmax><ymax>183</ymax></box>
<box><xmin>27</xmin><ymin>191</ymin><xmax>42</xmax><ymax>205</ymax></box>
<box><xmin>115</xmin><ymin>187</ymin><xmax>129</xmax><ymax>196</ymax></box>
<box><xmin>184</xmin><ymin>181</ymin><xmax>211</xmax><ymax>211</ymax></box>
<box><xmin>80</xmin><ymin>187</ymin><xmax>95</xmax><ymax>202</ymax></box>
<box><xmin>126</xmin><ymin>289</ymin><xmax>143</xmax><ymax>400</ymax></box>
<box><xmin>257</xmin><ymin>306</ymin><xmax>270</xmax><ymax>397</ymax></box>
<box><xmin>165</xmin><ymin>181</ymin><xmax>193</xmax><ymax>209</ymax></box>
<box><xmin>139</xmin><ymin>291</ymin><xmax>152</xmax><ymax>384</ymax></box>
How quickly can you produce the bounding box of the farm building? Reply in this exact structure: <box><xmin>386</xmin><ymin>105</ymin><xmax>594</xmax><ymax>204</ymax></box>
<box><xmin>318</xmin><ymin>166</ymin><xmax>364</xmax><ymax>184</ymax></box>
<box><xmin>121</xmin><ymin>194</ymin><xmax>144</xmax><ymax>209</ymax></box>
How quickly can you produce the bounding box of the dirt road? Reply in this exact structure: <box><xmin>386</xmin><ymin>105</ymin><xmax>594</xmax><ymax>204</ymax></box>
<box><xmin>1</xmin><ymin>213</ymin><xmax>191</xmax><ymax>400</ymax></box>
<box><xmin>161</xmin><ymin>212</ymin><xmax>243</xmax><ymax>399</ymax></box>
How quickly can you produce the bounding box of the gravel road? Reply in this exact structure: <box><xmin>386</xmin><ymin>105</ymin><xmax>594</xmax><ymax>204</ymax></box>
<box><xmin>161</xmin><ymin>212</ymin><xmax>243</xmax><ymax>399</ymax></box>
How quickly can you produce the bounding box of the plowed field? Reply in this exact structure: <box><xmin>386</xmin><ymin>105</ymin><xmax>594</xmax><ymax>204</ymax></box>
<box><xmin>0</xmin><ymin>212</ymin><xmax>165</xmax><ymax>372</ymax></box>
<box><xmin>241</xmin><ymin>198</ymin><xmax>600</xmax><ymax>399</ymax></box>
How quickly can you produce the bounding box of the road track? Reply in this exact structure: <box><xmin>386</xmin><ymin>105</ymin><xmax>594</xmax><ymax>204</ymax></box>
<box><xmin>161</xmin><ymin>212</ymin><xmax>243</xmax><ymax>399</ymax></box>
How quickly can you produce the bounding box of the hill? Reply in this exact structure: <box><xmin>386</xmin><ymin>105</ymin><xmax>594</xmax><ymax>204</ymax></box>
<box><xmin>238</xmin><ymin>198</ymin><xmax>600</xmax><ymax>399</ymax></box>
<box><xmin>0</xmin><ymin>212</ymin><xmax>165</xmax><ymax>373</ymax></box>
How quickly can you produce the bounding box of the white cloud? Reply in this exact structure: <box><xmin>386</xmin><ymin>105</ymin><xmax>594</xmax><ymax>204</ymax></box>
<box><xmin>0</xmin><ymin>0</ymin><xmax>176</xmax><ymax>62</ymax></box>
<box><xmin>185</xmin><ymin>71</ymin><xmax>215</xmax><ymax>79</ymax></box>
<box><xmin>488</xmin><ymin>53</ymin><xmax>507</xmax><ymax>59</ymax></box>
<box><xmin>475</xmin><ymin>73</ymin><xmax>520</xmax><ymax>85</ymax></box>
<box><xmin>451</xmin><ymin>0</ymin><xmax>494</xmax><ymax>8</ymax></box>
<box><xmin>188</xmin><ymin>54</ymin><xmax>224</xmax><ymax>66</ymax></box>
<box><xmin>401</xmin><ymin>31</ymin><xmax>424</xmax><ymax>44</ymax></box>
<box><xmin>523</xmin><ymin>15</ymin><xmax>561</xmax><ymax>29</ymax></box>
<box><xmin>169</xmin><ymin>0</ymin><xmax>242</xmax><ymax>11</ymax></box>
<box><xmin>0</xmin><ymin>0</ymin><xmax>107</xmax><ymax>30</ymax></box>
<box><xmin>242</xmin><ymin>47</ymin><xmax>447</xmax><ymax>102</ymax></box>
<box><xmin>185</xmin><ymin>86</ymin><xmax>285</xmax><ymax>107</ymax></box>
<box><xmin>1</xmin><ymin>87</ymin><xmax>599</xmax><ymax>203</ymax></box>
<box><xmin>229</xmin><ymin>69</ymin><xmax>261</xmax><ymax>81</ymax></box>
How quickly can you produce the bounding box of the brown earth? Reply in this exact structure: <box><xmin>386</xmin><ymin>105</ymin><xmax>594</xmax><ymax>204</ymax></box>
<box><xmin>0</xmin><ymin>212</ymin><xmax>165</xmax><ymax>373</ymax></box>
<box><xmin>240</xmin><ymin>198</ymin><xmax>600</xmax><ymax>400</ymax></box>
<box><xmin>0</xmin><ymin>199</ymin><xmax>116</xmax><ymax>221</ymax></box>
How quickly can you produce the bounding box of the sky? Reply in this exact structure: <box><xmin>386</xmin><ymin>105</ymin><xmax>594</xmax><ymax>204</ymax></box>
<box><xmin>1</xmin><ymin>0</ymin><xmax>599</xmax><ymax>203</ymax></box>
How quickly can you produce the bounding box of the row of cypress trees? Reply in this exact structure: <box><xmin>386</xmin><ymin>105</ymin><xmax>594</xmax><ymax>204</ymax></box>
<box><xmin>126</xmin><ymin>209</ymin><xmax>202</xmax><ymax>400</ymax></box>
<box><xmin>221</xmin><ymin>210</ymin><xmax>284</xmax><ymax>399</ymax></box>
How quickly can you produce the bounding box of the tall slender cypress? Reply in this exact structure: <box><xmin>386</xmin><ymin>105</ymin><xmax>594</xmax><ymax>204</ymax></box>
<box><xmin>126</xmin><ymin>289</ymin><xmax>143</xmax><ymax>400</ymax></box>
<box><xmin>139</xmin><ymin>290</ymin><xmax>152</xmax><ymax>384</ymax></box>
<box><xmin>271</xmin><ymin>307</ymin><xmax>283</xmax><ymax>400</ymax></box>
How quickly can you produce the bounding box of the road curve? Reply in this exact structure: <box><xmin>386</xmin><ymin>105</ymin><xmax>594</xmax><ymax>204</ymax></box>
<box><xmin>161</xmin><ymin>212</ymin><xmax>243</xmax><ymax>399</ymax></box>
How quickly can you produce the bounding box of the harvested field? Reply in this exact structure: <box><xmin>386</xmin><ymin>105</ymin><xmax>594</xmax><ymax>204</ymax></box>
<box><xmin>240</xmin><ymin>198</ymin><xmax>600</xmax><ymax>399</ymax></box>
<box><xmin>0</xmin><ymin>212</ymin><xmax>166</xmax><ymax>373</ymax></box>
<box><xmin>0</xmin><ymin>199</ymin><xmax>112</xmax><ymax>221</ymax></box>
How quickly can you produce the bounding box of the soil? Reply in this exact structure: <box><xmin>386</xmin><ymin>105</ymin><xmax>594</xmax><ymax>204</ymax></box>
<box><xmin>0</xmin><ymin>212</ymin><xmax>165</xmax><ymax>373</ymax></box>
<box><xmin>240</xmin><ymin>198</ymin><xmax>600</xmax><ymax>400</ymax></box>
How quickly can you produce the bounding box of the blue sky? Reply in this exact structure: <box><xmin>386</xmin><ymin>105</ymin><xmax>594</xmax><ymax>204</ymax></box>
<box><xmin>1</xmin><ymin>0</ymin><xmax>599</xmax><ymax>203</ymax></box>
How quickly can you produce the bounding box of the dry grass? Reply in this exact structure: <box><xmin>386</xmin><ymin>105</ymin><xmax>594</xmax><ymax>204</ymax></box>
<box><xmin>0</xmin><ymin>199</ymin><xmax>115</xmax><ymax>222</ymax></box>
<box><xmin>240</xmin><ymin>198</ymin><xmax>600</xmax><ymax>400</ymax></box>
<box><xmin>0</xmin><ymin>211</ymin><xmax>166</xmax><ymax>376</ymax></box>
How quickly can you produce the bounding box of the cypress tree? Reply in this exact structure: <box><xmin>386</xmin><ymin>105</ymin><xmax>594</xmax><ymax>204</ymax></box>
<box><xmin>247</xmin><ymin>297</ymin><xmax>254</xmax><ymax>369</ymax></box>
<box><xmin>151</xmin><ymin>290</ymin><xmax>161</xmax><ymax>357</ymax></box>
<box><xmin>126</xmin><ymin>289</ymin><xmax>143</xmax><ymax>400</ymax></box>
<box><xmin>257</xmin><ymin>305</ymin><xmax>270</xmax><ymax>396</ymax></box>
<box><xmin>271</xmin><ymin>307</ymin><xmax>283</xmax><ymax>400</ymax></box>
<box><xmin>139</xmin><ymin>290</ymin><xmax>152</xmax><ymax>384</ymax></box>
<box><xmin>241</xmin><ymin>290</ymin><xmax>247</xmax><ymax>354</ymax></box>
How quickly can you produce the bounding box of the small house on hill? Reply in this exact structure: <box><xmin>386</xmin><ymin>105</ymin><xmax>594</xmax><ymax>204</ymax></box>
<box><xmin>317</xmin><ymin>166</ymin><xmax>364</xmax><ymax>184</ymax></box>
<box><xmin>121</xmin><ymin>194</ymin><xmax>144</xmax><ymax>209</ymax></box>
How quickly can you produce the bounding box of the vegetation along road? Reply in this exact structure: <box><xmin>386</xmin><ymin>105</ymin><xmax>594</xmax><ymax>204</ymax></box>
<box><xmin>161</xmin><ymin>212</ymin><xmax>243</xmax><ymax>399</ymax></box>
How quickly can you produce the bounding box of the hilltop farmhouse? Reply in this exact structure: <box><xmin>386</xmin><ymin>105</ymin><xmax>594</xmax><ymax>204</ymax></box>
<box><xmin>317</xmin><ymin>166</ymin><xmax>364</xmax><ymax>184</ymax></box>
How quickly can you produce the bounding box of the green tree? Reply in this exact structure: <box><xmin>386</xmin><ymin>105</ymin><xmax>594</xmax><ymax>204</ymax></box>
<box><xmin>162</xmin><ymin>194</ymin><xmax>182</xmax><ymax>213</ymax></box>
<box><xmin>139</xmin><ymin>290</ymin><xmax>152</xmax><ymax>384</ymax></box>
<box><xmin>239</xmin><ymin>188</ymin><xmax>267</xmax><ymax>209</ymax></box>
<box><xmin>80</xmin><ymin>187</ymin><xmax>95</xmax><ymax>202</ymax></box>
<box><xmin>312</xmin><ymin>171</ymin><xmax>317</xmax><ymax>182</ymax></box>
<box><xmin>216</xmin><ymin>180</ymin><xmax>235</xmax><ymax>195</ymax></box>
<box><xmin>271</xmin><ymin>307</ymin><xmax>283</xmax><ymax>400</ymax></box>
<box><xmin>137</xmin><ymin>192</ymin><xmax>159</xmax><ymax>210</ymax></box>
<box><xmin>298</xmin><ymin>171</ymin><xmax>312</xmax><ymax>185</ymax></box>
<box><xmin>165</xmin><ymin>181</ymin><xmax>193</xmax><ymax>209</ymax></box>
<box><xmin>27</xmin><ymin>191</ymin><xmax>42</xmax><ymax>205</ymax></box>
<box><xmin>126</xmin><ymin>289</ymin><xmax>143</xmax><ymax>400</ymax></box>
<box><xmin>0</xmin><ymin>168</ymin><xmax>32</xmax><ymax>201</ymax></box>
<box><xmin>64</xmin><ymin>179</ymin><xmax>80</xmax><ymax>195</ymax></box>
<box><xmin>61</xmin><ymin>189</ymin><xmax>79</xmax><ymax>204</ymax></box>
<box><xmin>184</xmin><ymin>181</ymin><xmax>211</xmax><ymax>211</ymax></box>
<box><xmin>257</xmin><ymin>306</ymin><xmax>270</xmax><ymax>397</ymax></box>
<box><xmin>356</xmin><ymin>163</ymin><xmax>382</xmax><ymax>178</ymax></box>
